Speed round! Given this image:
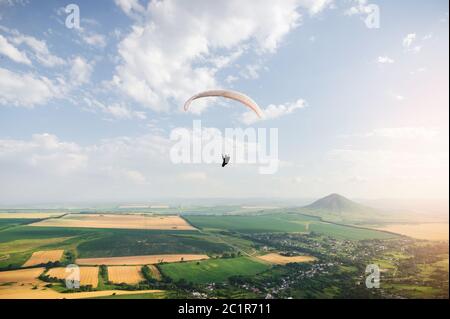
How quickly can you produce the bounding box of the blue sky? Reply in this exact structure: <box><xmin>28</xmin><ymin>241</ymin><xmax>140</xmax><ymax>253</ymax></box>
<box><xmin>0</xmin><ymin>0</ymin><xmax>448</xmax><ymax>204</ymax></box>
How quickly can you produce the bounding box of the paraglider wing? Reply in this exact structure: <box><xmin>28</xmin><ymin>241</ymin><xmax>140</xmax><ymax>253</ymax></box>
<box><xmin>184</xmin><ymin>90</ymin><xmax>264</xmax><ymax>118</ymax></box>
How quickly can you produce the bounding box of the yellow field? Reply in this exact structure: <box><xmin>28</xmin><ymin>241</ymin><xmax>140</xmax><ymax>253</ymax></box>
<box><xmin>22</xmin><ymin>250</ymin><xmax>64</xmax><ymax>267</ymax></box>
<box><xmin>256</xmin><ymin>253</ymin><xmax>317</xmax><ymax>265</ymax></box>
<box><xmin>76</xmin><ymin>254</ymin><xmax>209</xmax><ymax>265</ymax></box>
<box><xmin>46</xmin><ymin>267</ymin><xmax>99</xmax><ymax>287</ymax></box>
<box><xmin>107</xmin><ymin>266</ymin><xmax>144</xmax><ymax>284</ymax></box>
<box><xmin>0</xmin><ymin>268</ymin><xmax>44</xmax><ymax>284</ymax></box>
<box><xmin>375</xmin><ymin>223</ymin><xmax>449</xmax><ymax>241</ymax></box>
<box><xmin>0</xmin><ymin>267</ymin><xmax>163</xmax><ymax>299</ymax></box>
<box><xmin>0</xmin><ymin>212</ymin><xmax>65</xmax><ymax>219</ymax></box>
<box><xmin>29</xmin><ymin>214</ymin><xmax>195</xmax><ymax>230</ymax></box>
<box><xmin>0</xmin><ymin>284</ymin><xmax>163</xmax><ymax>299</ymax></box>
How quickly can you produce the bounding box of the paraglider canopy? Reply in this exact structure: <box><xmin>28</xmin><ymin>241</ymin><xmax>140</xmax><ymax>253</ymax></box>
<box><xmin>184</xmin><ymin>89</ymin><xmax>264</xmax><ymax>118</ymax></box>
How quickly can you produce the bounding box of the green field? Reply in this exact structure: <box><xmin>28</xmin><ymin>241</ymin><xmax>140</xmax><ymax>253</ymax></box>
<box><xmin>417</xmin><ymin>254</ymin><xmax>449</xmax><ymax>282</ymax></box>
<box><xmin>0</xmin><ymin>226</ymin><xmax>93</xmax><ymax>243</ymax></box>
<box><xmin>76</xmin><ymin>229</ymin><xmax>231</xmax><ymax>257</ymax></box>
<box><xmin>0</xmin><ymin>226</ymin><xmax>95</xmax><ymax>268</ymax></box>
<box><xmin>0</xmin><ymin>219</ymin><xmax>40</xmax><ymax>231</ymax></box>
<box><xmin>0</xmin><ymin>226</ymin><xmax>232</xmax><ymax>268</ymax></box>
<box><xmin>308</xmin><ymin>223</ymin><xmax>396</xmax><ymax>240</ymax></box>
<box><xmin>185</xmin><ymin>214</ymin><xmax>396</xmax><ymax>240</ymax></box>
<box><xmin>159</xmin><ymin>257</ymin><xmax>270</xmax><ymax>284</ymax></box>
<box><xmin>382</xmin><ymin>283</ymin><xmax>442</xmax><ymax>299</ymax></box>
<box><xmin>185</xmin><ymin>214</ymin><xmax>315</xmax><ymax>233</ymax></box>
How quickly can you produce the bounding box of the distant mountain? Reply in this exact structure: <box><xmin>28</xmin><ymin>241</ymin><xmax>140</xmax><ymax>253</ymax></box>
<box><xmin>299</xmin><ymin>194</ymin><xmax>385</xmax><ymax>225</ymax></box>
<box><xmin>304</xmin><ymin>193</ymin><xmax>376</xmax><ymax>214</ymax></box>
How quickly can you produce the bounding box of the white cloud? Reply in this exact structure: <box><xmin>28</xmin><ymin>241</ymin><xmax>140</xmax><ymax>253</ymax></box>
<box><xmin>300</xmin><ymin>0</ymin><xmax>333</xmax><ymax>15</ymax></box>
<box><xmin>377</xmin><ymin>56</ymin><xmax>394</xmax><ymax>64</ymax></box>
<box><xmin>0</xmin><ymin>0</ymin><xmax>25</xmax><ymax>6</ymax></box>
<box><xmin>70</xmin><ymin>56</ymin><xmax>93</xmax><ymax>85</ymax></box>
<box><xmin>104</xmin><ymin>103</ymin><xmax>147</xmax><ymax>120</ymax></box>
<box><xmin>83</xmin><ymin>97</ymin><xmax>146</xmax><ymax>120</ymax></box>
<box><xmin>0</xmin><ymin>132</ymin><xmax>242</xmax><ymax>202</ymax></box>
<box><xmin>124</xmin><ymin>169</ymin><xmax>146</xmax><ymax>184</ymax></box>
<box><xmin>0</xmin><ymin>133</ymin><xmax>87</xmax><ymax>175</ymax></box>
<box><xmin>240</xmin><ymin>98</ymin><xmax>306</xmax><ymax>124</ymax></box>
<box><xmin>1</xmin><ymin>126</ymin><xmax>446</xmax><ymax>202</ymax></box>
<box><xmin>0</xmin><ymin>30</ymin><xmax>97</xmax><ymax>108</ymax></box>
<box><xmin>101</xmin><ymin>166</ymin><xmax>147</xmax><ymax>184</ymax></box>
<box><xmin>410</xmin><ymin>67</ymin><xmax>427</xmax><ymax>75</ymax></box>
<box><xmin>345</xmin><ymin>0</ymin><xmax>376</xmax><ymax>18</ymax></box>
<box><xmin>328</xmin><ymin>148</ymin><xmax>448</xmax><ymax>185</ymax></box>
<box><xmin>11</xmin><ymin>34</ymin><xmax>65</xmax><ymax>67</ymax></box>
<box><xmin>0</xmin><ymin>133</ymin><xmax>171</xmax><ymax>189</ymax></box>
<box><xmin>180</xmin><ymin>171</ymin><xmax>208</xmax><ymax>182</ymax></box>
<box><xmin>225</xmin><ymin>75</ymin><xmax>239</xmax><ymax>84</ymax></box>
<box><xmin>402</xmin><ymin>33</ymin><xmax>416</xmax><ymax>48</ymax></box>
<box><xmin>81</xmin><ymin>32</ymin><xmax>106</xmax><ymax>48</ymax></box>
<box><xmin>369</xmin><ymin>127</ymin><xmax>439</xmax><ymax>139</ymax></box>
<box><xmin>54</xmin><ymin>7</ymin><xmax>106</xmax><ymax>48</ymax></box>
<box><xmin>114</xmin><ymin>0</ymin><xmax>145</xmax><ymax>17</ymax></box>
<box><xmin>240</xmin><ymin>64</ymin><xmax>263</xmax><ymax>80</ymax></box>
<box><xmin>112</xmin><ymin>0</ymin><xmax>330</xmax><ymax>112</ymax></box>
<box><xmin>344</xmin><ymin>127</ymin><xmax>440</xmax><ymax>140</ymax></box>
<box><xmin>0</xmin><ymin>34</ymin><xmax>31</xmax><ymax>64</ymax></box>
<box><xmin>402</xmin><ymin>33</ymin><xmax>421</xmax><ymax>52</ymax></box>
<box><xmin>0</xmin><ymin>67</ymin><xmax>61</xmax><ymax>107</ymax></box>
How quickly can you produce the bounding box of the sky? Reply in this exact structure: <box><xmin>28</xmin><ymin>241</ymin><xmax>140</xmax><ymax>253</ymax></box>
<box><xmin>0</xmin><ymin>0</ymin><xmax>448</xmax><ymax>205</ymax></box>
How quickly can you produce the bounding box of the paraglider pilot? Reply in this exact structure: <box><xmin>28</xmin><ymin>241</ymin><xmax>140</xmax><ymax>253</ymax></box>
<box><xmin>222</xmin><ymin>154</ymin><xmax>230</xmax><ymax>167</ymax></box>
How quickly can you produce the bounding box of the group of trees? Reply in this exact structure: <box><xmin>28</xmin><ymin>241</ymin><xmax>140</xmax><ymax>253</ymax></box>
<box><xmin>220</xmin><ymin>251</ymin><xmax>242</xmax><ymax>259</ymax></box>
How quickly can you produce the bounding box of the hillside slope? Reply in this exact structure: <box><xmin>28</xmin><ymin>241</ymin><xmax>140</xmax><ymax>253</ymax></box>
<box><xmin>298</xmin><ymin>194</ymin><xmax>389</xmax><ymax>225</ymax></box>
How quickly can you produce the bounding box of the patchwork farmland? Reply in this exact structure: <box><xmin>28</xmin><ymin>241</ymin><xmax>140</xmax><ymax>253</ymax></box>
<box><xmin>0</xmin><ymin>268</ymin><xmax>44</xmax><ymax>285</ymax></box>
<box><xmin>107</xmin><ymin>266</ymin><xmax>144</xmax><ymax>284</ymax></box>
<box><xmin>46</xmin><ymin>267</ymin><xmax>99</xmax><ymax>287</ymax></box>
<box><xmin>159</xmin><ymin>257</ymin><xmax>271</xmax><ymax>284</ymax></box>
<box><xmin>0</xmin><ymin>236</ymin><xmax>73</xmax><ymax>269</ymax></box>
<box><xmin>0</xmin><ymin>198</ymin><xmax>447</xmax><ymax>299</ymax></box>
<box><xmin>22</xmin><ymin>250</ymin><xmax>64</xmax><ymax>267</ymax></box>
<box><xmin>77</xmin><ymin>254</ymin><xmax>209</xmax><ymax>265</ymax></box>
<box><xmin>185</xmin><ymin>214</ymin><xmax>397</xmax><ymax>240</ymax></box>
<box><xmin>30</xmin><ymin>214</ymin><xmax>195</xmax><ymax>231</ymax></box>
